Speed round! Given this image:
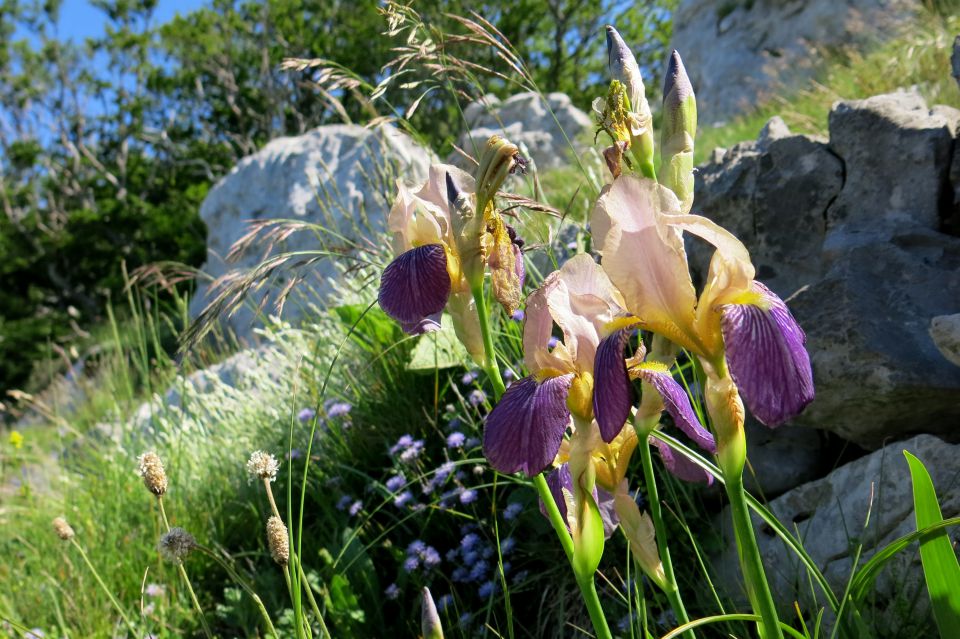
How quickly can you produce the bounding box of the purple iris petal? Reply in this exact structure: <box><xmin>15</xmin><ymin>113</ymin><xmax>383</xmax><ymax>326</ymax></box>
<box><xmin>483</xmin><ymin>375</ymin><xmax>573</xmax><ymax>476</ymax></box>
<box><xmin>593</xmin><ymin>329</ymin><xmax>635</xmax><ymax>442</ymax></box>
<box><xmin>638</xmin><ymin>368</ymin><xmax>716</xmax><ymax>454</ymax></box>
<box><xmin>721</xmin><ymin>282</ymin><xmax>815</xmax><ymax>427</ymax></box>
<box><xmin>652</xmin><ymin>439</ymin><xmax>713</xmax><ymax>485</ymax></box>
<box><xmin>539</xmin><ymin>464</ymin><xmax>619</xmax><ymax>538</ymax></box>
<box><xmin>378</xmin><ymin>244</ymin><xmax>451</xmax><ymax>333</ymax></box>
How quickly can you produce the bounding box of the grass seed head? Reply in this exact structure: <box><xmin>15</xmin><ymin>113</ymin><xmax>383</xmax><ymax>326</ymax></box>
<box><xmin>52</xmin><ymin>517</ymin><xmax>75</xmax><ymax>541</ymax></box>
<box><xmin>266</xmin><ymin>516</ymin><xmax>289</xmax><ymax>565</ymax></box>
<box><xmin>137</xmin><ymin>452</ymin><xmax>168</xmax><ymax>496</ymax></box>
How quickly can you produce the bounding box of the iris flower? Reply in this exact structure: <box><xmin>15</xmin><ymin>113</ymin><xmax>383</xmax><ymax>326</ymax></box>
<box><xmin>591</xmin><ymin>175</ymin><xmax>813</xmax><ymax>427</ymax></box>
<box><xmin>483</xmin><ymin>254</ymin><xmax>716</xmax><ymax>479</ymax></box>
<box><xmin>378</xmin><ymin>151</ymin><xmax>525</xmax><ymax>361</ymax></box>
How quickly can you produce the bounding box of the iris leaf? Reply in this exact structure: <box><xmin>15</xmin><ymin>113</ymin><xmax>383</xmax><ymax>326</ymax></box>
<box><xmin>904</xmin><ymin>451</ymin><xmax>960</xmax><ymax>639</ymax></box>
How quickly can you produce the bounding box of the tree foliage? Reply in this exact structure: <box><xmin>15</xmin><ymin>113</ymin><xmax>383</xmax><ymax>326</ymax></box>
<box><xmin>0</xmin><ymin>0</ymin><xmax>674</xmax><ymax>396</ymax></box>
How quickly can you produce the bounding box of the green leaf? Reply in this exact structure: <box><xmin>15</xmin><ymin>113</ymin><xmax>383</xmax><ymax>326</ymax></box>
<box><xmin>331</xmin><ymin>303</ymin><xmax>399</xmax><ymax>350</ymax></box>
<box><xmin>406</xmin><ymin>314</ymin><xmax>470</xmax><ymax>371</ymax></box>
<box><xmin>905</xmin><ymin>450</ymin><xmax>960</xmax><ymax>639</ymax></box>
<box><xmin>849</xmin><ymin>517</ymin><xmax>960</xmax><ymax>603</ymax></box>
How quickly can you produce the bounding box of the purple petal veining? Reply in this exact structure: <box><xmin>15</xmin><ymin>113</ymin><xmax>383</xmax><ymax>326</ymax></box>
<box><xmin>593</xmin><ymin>329</ymin><xmax>634</xmax><ymax>442</ymax></box>
<box><xmin>721</xmin><ymin>282</ymin><xmax>814</xmax><ymax>427</ymax></box>
<box><xmin>639</xmin><ymin>368</ymin><xmax>716</xmax><ymax>454</ymax></box>
<box><xmin>378</xmin><ymin>244</ymin><xmax>451</xmax><ymax>332</ymax></box>
<box><xmin>483</xmin><ymin>375</ymin><xmax>573</xmax><ymax>476</ymax></box>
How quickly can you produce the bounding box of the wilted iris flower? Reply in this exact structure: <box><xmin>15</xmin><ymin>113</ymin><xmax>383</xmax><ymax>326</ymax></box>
<box><xmin>378</xmin><ymin>137</ymin><xmax>527</xmax><ymax>361</ymax></box>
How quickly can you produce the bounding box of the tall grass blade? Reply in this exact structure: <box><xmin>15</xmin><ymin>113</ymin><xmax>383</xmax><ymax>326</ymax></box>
<box><xmin>904</xmin><ymin>451</ymin><xmax>960</xmax><ymax>638</ymax></box>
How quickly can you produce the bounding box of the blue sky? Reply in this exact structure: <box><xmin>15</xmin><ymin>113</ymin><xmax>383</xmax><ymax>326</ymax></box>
<box><xmin>51</xmin><ymin>0</ymin><xmax>207</xmax><ymax>42</ymax></box>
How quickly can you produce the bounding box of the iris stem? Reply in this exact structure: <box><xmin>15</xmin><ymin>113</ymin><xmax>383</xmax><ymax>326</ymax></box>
<box><xmin>472</xmin><ymin>277</ymin><xmax>609</xmax><ymax>639</ymax></box>
<box><xmin>470</xmin><ymin>279</ymin><xmax>506</xmax><ymax>399</ymax></box>
<box><xmin>638</xmin><ymin>429</ymin><xmax>693</xmax><ymax>638</ymax></box>
<box><xmin>724</xmin><ymin>474</ymin><xmax>784</xmax><ymax>639</ymax></box>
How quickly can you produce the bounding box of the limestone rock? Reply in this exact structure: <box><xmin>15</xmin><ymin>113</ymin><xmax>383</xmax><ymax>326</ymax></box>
<box><xmin>671</xmin><ymin>0</ymin><xmax>917</xmax><ymax>124</ymax></box>
<box><xmin>930</xmin><ymin>313</ymin><xmax>960</xmax><ymax>367</ymax></box>
<box><xmin>716</xmin><ymin>435</ymin><xmax>960</xmax><ymax>632</ymax></box>
<box><xmin>789</xmin><ymin>229</ymin><xmax>960</xmax><ymax>447</ymax></box>
<box><xmin>454</xmin><ymin>92</ymin><xmax>593</xmax><ymax>170</ymax></box>
<box><xmin>826</xmin><ymin>91</ymin><xmax>960</xmax><ymax>243</ymax></box>
<box><xmin>190</xmin><ymin>124</ymin><xmax>433</xmax><ymax>341</ymax></box>
<box><xmin>692</xmin><ymin>119</ymin><xmax>842</xmax><ymax>298</ymax></box>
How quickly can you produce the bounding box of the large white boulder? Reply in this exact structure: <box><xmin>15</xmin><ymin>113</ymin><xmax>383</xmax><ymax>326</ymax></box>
<box><xmin>190</xmin><ymin>124</ymin><xmax>434</xmax><ymax>341</ymax></box>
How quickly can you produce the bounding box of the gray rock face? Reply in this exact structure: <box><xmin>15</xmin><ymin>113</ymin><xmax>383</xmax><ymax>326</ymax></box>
<box><xmin>454</xmin><ymin>92</ymin><xmax>593</xmax><ymax>169</ymax></box>
<box><xmin>693</xmin><ymin>92</ymin><xmax>960</xmax><ymax>449</ymax></box>
<box><xmin>826</xmin><ymin>91</ymin><xmax>960</xmax><ymax>244</ymax></box>
<box><xmin>671</xmin><ymin>0</ymin><xmax>918</xmax><ymax>124</ymax></box>
<box><xmin>190</xmin><ymin>124</ymin><xmax>433</xmax><ymax>341</ymax></box>
<box><xmin>716</xmin><ymin>434</ymin><xmax>960</xmax><ymax>630</ymax></box>
<box><xmin>790</xmin><ymin>229</ymin><xmax>960</xmax><ymax>446</ymax></box>
<box><xmin>693</xmin><ymin>119</ymin><xmax>842</xmax><ymax>298</ymax></box>
<box><xmin>930</xmin><ymin>313</ymin><xmax>960</xmax><ymax>367</ymax></box>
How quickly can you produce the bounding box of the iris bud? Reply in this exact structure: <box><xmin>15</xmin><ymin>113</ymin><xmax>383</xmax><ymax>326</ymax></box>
<box><xmin>421</xmin><ymin>587</ymin><xmax>444</xmax><ymax>639</ymax></box>
<box><xmin>660</xmin><ymin>50</ymin><xmax>697</xmax><ymax>213</ymax></box>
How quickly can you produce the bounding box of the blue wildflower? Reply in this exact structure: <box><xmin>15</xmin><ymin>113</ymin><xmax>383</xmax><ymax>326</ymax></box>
<box><xmin>468</xmin><ymin>389</ymin><xmax>487</xmax><ymax>407</ymax></box>
<box><xmin>297</xmin><ymin>408</ymin><xmax>316</xmax><ymax>423</ymax></box>
<box><xmin>403</xmin><ymin>555</ymin><xmax>419</xmax><ymax>572</ymax></box>
<box><xmin>336</xmin><ymin>495</ymin><xmax>352</xmax><ymax>511</ymax></box>
<box><xmin>511</xmin><ymin>309</ymin><xmax>525</xmax><ymax>321</ymax></box>
<box><xmin>465</xmin><ymin>437</ymin><xmax>481</xmax><ymax>449</ymax></box>
<box><xmin>423</xmin><ymin>546</ymin><xmax>441</xmax><ymax>568</ymax></box>
<box><xmin>447</xmin><ymin>417</ymin><xmax>462</xmax><ymax>430</ymax></box>
<box><xmin>325</xmin><ymin>401</ymin><xmax>352</xmax><ymax>418</ymax></box>
<box><xmin>500</xmin><ymin>537</ymin><xmax>516</xmax><ymax>555</ymax></box>
<box><xmin>394</xmin><ymin>491</ymin><xmax>414</xmax><ymax>508</ymax></box>
<box><xmin>452</xmin><ymin>566</ymin><xmax>469</xmax><ymax>582</ymax></box>
<box><xmin>389</xmin><ymin>434</ymin><xmax>414</xmax><ymax>456</ymax></box>
<box><xmin>503</xmin><ymin>368</ymin><xmax>515</xmax><ymax>381</ymax></box>
<box><xmin>446</xmin><ymin>432</ymin><xmax>466</xmax><ymax>448</ymax></box>
<box><xmin>348</xmin><ymin>500</ymin><xmax>363</xmax><ymax>517</ymax></box>
<box><xmin>385</xmin><ymin>473</ymin><xmax>406</xmax><ymax>492</ymax></box>
<box><xmin>547</xmin><ymin>335</ymin><xmax>559</xmax><ymax>349</ymax></box>
<box><xmin>461</xmin><ymin>533</ymin><xmax>480</xmax><ymax>551</ymax></box>
<box><xmin>469</xmin><ymin>560</ymin><xmax>489</xmax><ymax>582</ymax></box>
<box><xmin>461</xmin><ymin>370</ymin><xmax>479</xmax><ymax>385</ymax></box>
<box><xmin>459</xmin><ymin>488</ymin><xmax>478</xmax><ymax>504</ymax></box>
<box><xmin>436</xmin><ymin>594</ymin><xmax>454</xmax><ymax>611</ymax></box>
<box><xmin>407</xmin><ymin>540</ymin><xmax>426</xmax><ymax>555</ymax></box>
<box><xmin>478</xmin><ymin>581</ymin><xmax>496</xmax><ymax>598</ymax></box>
<box><xmin>399</xmin><ymin>440</ymin><xmax>424</xmax><ymax>464</ymax></box>
<box><xmin>503</xmin><ymin>502</ymin><xmax>523</xmax><ymax>520</ymax></box>
<box><xmin>145</xmin><ymin>583</ymin><xmax>165</xmax><ymax>598</ymax></box>
<box><xmin>385</xmin><ymin>583</ymin><xmax>400</xmax><ymax>600</ymax></box>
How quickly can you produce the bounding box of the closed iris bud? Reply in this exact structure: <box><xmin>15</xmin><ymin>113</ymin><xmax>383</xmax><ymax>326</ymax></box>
<box><xmin>421</xmin><ymin>587</ymin><xmax>444</xmax><ymax>639</ymax></box>
<box><xmin>660</xmin><ymin>50</ymin><xmax>697</xmax><ymax>213</ymax></box>
<box><xmin>604</xmin><ymin>25</ymin><xmax>655</xmax><ymax>179</ymax></box>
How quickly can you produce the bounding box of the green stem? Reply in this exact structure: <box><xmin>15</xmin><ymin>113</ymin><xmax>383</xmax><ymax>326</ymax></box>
<box><xmin>297</xmin><ymin>555</ymin><xmax>332</xmax><ymax>639</ymax></box>
<box><xmin>724</xmin><ymin>475</ymin><xmax>784</xmax><ymax>639</ymax></box>
<box><xmin>70</xmin><ymin>540</ymin><xmax>139</xmax><ymax>636</ymax></box>
<box><xmin>638</xmin><ymin>431</ymin><xmax>693</xmax><ymax>637</ymax></box>
<box><xmin>470</xmin><ymin>279</ymin><xmax>506</xmax><ymax>399</ymax></box>
<box><xmin>532</xmin><ymin>474</ymin><xmax>573</xmax><ymax>561</ymax></box>
<box><xmin>472</xmin><ymin>277</ymin><xmax>608</xmax><ymax>638</ymax></box>
<box><xmin>158</xmin><ymin>498</ymin><xmax>214</xmax><ymax>639</ymax></box>
<box><xmin>576</xmin><ymin>574</ymin><xmax>614</xmax><ymax>639</ymax></box>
